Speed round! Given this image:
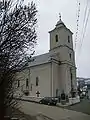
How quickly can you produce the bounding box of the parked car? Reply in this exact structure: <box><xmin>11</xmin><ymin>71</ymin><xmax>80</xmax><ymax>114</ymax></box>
<box><xmin>39</xmin><ymin>97</ymin><xmax>57</xmax><ymax>105</ymax></box>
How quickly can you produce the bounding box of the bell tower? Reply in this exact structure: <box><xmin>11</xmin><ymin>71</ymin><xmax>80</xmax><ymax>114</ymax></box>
<box><xmin>49</xmin><ymin>14</ymin><xmax>73</xmax><ymax>52</ymax></box>
<box><xmin>49</xmin><ymin>14</ymin><xmax>77</xmax><ymax>95</ymax></box>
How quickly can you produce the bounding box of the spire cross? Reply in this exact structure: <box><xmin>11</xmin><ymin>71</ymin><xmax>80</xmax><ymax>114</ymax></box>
<box><xmin>59</xmin><ymin>13</ymin><xmax>61</xmax><ymax>20</ymax></box>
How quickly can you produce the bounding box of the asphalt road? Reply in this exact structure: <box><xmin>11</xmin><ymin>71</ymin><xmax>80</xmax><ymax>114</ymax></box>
<box><xmin>64</xmin><ymin>99</ymin><xmax>90</xmax><ymax>115</ymax></box>
<box><xmin>19</xmin><ymin>101</ymin><xmax>90</xmax><ymax>120</ymax></box>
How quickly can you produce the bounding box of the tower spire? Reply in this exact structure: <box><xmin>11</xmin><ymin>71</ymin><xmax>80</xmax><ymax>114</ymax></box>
<box><xmin>55</xmin><ymin>13</ymin><xmax>65</xmax><ymax>28</ymax></box>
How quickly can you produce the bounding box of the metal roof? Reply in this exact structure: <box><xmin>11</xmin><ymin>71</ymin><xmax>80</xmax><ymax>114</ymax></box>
<box><xmin>28</xmin><ymin>52</ymin><xmax>51</xmax><ymax>67</ymax></box>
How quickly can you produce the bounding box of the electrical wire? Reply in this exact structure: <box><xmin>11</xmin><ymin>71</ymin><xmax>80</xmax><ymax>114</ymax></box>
<box><xmin>79</xmin><ymin>8</ymin><xmax>90</xmax><ymax>54</ymax></box>
<box><xmin>78</xmin><ymin>0</ymin><xmax>89</xmax><ymax>52</ymax></box>
<box><xmin>82</xmin><ymin>0</ymin><xmax>88</xmax><ymax>30</ymax></box>
<box><xmin>76</xmin><ymin>0</ymin><xmax>90</xmax><ymax>61</ymax></box>
<box><xmin>75</xmin><ymin>0</ymin><xmax>80</xmax><ymax>50</ymax></box>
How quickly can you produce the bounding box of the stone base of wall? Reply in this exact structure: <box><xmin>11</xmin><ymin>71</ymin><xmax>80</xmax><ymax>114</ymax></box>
<box><xmin>22</xmin><ymin>96</ymin><xmax>43</xmax><ymax>102</ymax></box>
<box><xmin>15</xmin><ymin>95</ymin><xmax>43</xmax><ymax>103</ymax></box>
<box><xmin>69</xmin><ymin>96</ymin><xmax>80</xmax><ymax>105</ymax></box>
<box><xmin>15</xmin><ymin>95</ymin><xmax>80</xmax><ymax>107</ymax></box>
<box><xmin>57</xmin><ymin>96</ymin><xmax>80</xmax><ymax>107</ymax></box>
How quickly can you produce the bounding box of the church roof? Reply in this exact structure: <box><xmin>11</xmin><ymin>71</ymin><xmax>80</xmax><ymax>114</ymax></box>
<box><xmin>49</xmin><ymin>14</ymin><xmax>73</xmax><ymax>34</ymax></box>
<box><xmin>55</xmin><ymin>18</ymin><xmax>66</xmax><ymax>28</ymax></box>
<box><xmin>28</xmin><ymin>53</ymin><xmax>51</xmax><ymax>67</ymax></box>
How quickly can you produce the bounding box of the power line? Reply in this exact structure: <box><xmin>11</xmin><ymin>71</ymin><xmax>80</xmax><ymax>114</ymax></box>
<box><xmin>76</xmin><ymin>0</ymin><xmax>90</xmax><ymax>60</ymax></box>
<box><xmin>78</xmin><ymin>8</ymin><xmax>90</xmax><ymax>55</ymax></box>
<box><xmin>75</xmin><ymin>0</ymin><xmax>80</xmax><ymax>50</ymax></box>
<box><xmin>82</xmin><ymin>0</ymin><xmax>88</xmax><ymax>30</ymax></box>
<box><xmin>79</xmin><ymin>0</ymin><xmax>88</xmax><ymax>49</ymax></box>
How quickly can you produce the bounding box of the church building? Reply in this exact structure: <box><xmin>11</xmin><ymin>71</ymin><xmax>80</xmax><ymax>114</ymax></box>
<box><xmin>16</xmin><ymin>15</ymin><xmax>77</xmax><ymax>98</ymax></box>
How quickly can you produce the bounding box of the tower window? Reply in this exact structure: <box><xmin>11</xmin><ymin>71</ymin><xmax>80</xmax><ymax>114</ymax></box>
<box><xmin>69</xmin><ymin>53</ymin><xmax>71</xmax><ymax>59</ymax></box>
<box><xmin>26</xmin><ymin>78</ymin><xmax>29</xmax><ymax>87</ymax></box>
<box><xmin>55</xmin><ymin>35</ymin><xmax>58</xmax><ymax>42</ymax></box>
<box><xmin>36</xmin><ymin>77</ymin><xmax>39</xmax><ymax>86</ymax></box>
<box><xmin>68</xmin><ymin>36</ymin><xmax>70</xmax><ymax>43</ymax></box>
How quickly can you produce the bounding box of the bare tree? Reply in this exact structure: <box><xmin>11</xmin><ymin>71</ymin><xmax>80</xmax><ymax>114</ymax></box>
<box><xmin>0</xmin><ymin>0</ymin><xmax>37</xmax><ymax>119</ymax></box>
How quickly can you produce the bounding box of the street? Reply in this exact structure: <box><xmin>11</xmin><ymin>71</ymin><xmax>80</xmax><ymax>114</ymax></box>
<box><xmin>64</xmin><ymin>99</ymin><xmax>90</xmax><ymax>115</ymax></box>
<box><xmin>19</xmin><ymin>101</ymin><xmax>90</xmax><ymax>120</ymax></box>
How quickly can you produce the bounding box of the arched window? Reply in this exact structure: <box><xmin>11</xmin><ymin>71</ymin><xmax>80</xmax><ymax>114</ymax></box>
<box><xmin>17</xmin><ymin>80</ymin><xmax>20</xmax><ymax>87</ymax></box>
<box><xmin>26</xmin><ymin>78</ymin><xmax>29</xmax><ymax>87</ymax></box>
<box><xmin>36</xmin><ymin>77</ymin><xmax>39</xmax><ymax>86</ymax></box>
<box><xmin>68</xmin><ymin>36</ymin><xmax>70</xmax><ymax>43</ymax></box>
<box><xmin>69</xmin><ymin>53</ymin><xmax>71</xmax><ymax>59</ymax></box>
<box><xmin>55</xmin><ymin>35</ymin><xmax>58</xmax><ymax>42</ymax></box>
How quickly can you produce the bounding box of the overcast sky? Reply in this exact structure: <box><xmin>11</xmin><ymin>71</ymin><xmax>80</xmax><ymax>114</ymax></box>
<box><xmin>25</xmin><ymin>0</ymin><xmax>90</xmax><ymax>78</ymax></box>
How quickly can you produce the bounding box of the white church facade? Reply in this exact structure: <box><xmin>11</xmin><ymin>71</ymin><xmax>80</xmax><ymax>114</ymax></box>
<box><xmin>16</xmin><ymin>15</ymin><xmax>77</xmax><ymax>98</ymax></box>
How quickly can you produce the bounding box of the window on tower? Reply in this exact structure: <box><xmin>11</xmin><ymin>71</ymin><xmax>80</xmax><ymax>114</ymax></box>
<box><xmin>69</xmin><ymin>53</ymin><xmax>71</xmax><ymax>59</ymax></box>
<box><xmin>55</xmin><ymin>35</ymin><xmax>58</xmax><ymax>42</ymax></box>
<box><xmin>70</xmin><ymin>68</ymin><xmax>73</xmax><ymax>88</ymax></box>
<box><xmin>68</xmin><ymin>36</ymin><xmax>70</xmax><ymax>43</ymax></box>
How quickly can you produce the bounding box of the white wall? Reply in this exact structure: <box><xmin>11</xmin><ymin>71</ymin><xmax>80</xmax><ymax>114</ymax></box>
<box><xmin>51</xmin><ymin>62</ymin><xmax>59</xmax><ymax>97</ymax></box>
<box><xmin>15</xmin><ymin>63</ymin><xmax>51</xmax><ymax>97</ymax></box>
<box><xmin>15</xmin><ymin>69</ymin><xmax>29</xmax><ymax>96</ymax></box>
<box><xmin>30</xmin><ymin>63</ymin><xmax>51</xmax><ymax>97</ymax></box>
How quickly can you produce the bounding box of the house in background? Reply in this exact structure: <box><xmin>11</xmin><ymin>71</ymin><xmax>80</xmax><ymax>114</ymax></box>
<box><xmin>15</xmin><ymin>15</ymin><xmax>77</xmax><ymax>98</ymax></box>
<box><xmin>77</xmin><ymin>77</ymin><xmax>90</xmax><ymax>89</ymax></box>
